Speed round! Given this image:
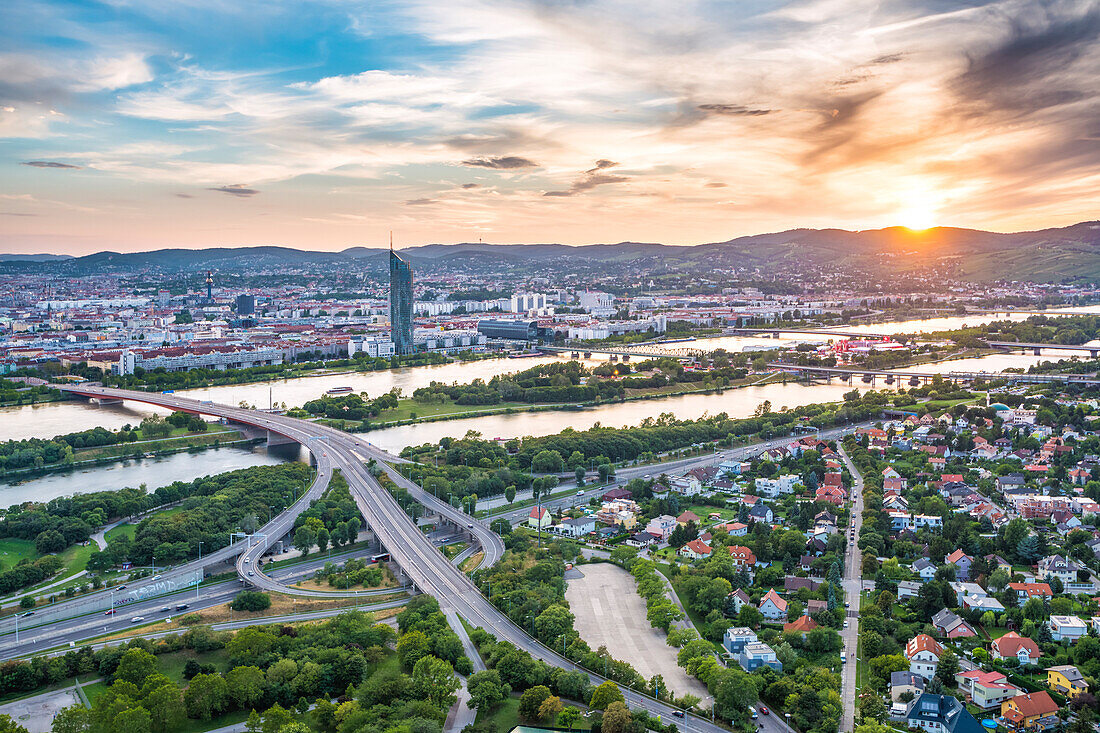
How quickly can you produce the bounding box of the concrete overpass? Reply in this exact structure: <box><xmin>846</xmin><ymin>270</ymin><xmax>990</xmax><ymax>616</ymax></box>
<box><xmin>540</xmin><ymin>344</ymin><xmax>703</xmax><ymax>361</ymax></box>
<box><xmin>766</xmin><ymin>363</ymin><xmax>1100</xmax><ymax>386</ymax></box>
<box><xmin>983</xmin><ymin>340</ymin><xmax>1100</xmax><ymax>357</ymax></box>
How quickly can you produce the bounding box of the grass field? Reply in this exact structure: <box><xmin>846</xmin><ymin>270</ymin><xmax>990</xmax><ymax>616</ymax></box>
<box><xmin>104</xmin><ymin>524</ymin><xmax>137</xmax><ymax>543</ymax></box>
<box><xmin>0</xmin><ymin>538</ymin><xmax>38</xmax><ymax>572</ymax></box>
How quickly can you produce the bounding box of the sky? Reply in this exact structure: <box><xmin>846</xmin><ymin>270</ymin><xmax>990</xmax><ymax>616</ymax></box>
<box><xmin>1</xmin><ymin>0</ymin><xmax>1098</xmax><ymax>254</ymax></box>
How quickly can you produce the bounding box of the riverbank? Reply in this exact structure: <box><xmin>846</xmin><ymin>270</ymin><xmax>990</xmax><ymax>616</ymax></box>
<box><xmin>0</xmin><ymin>427</ymin><xmax>257</xmax><ymax>482</ymax></box>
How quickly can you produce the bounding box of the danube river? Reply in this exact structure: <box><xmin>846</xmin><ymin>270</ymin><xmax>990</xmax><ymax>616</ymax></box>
<box><xmin>3</xmin><ymin>308</ymin><xmax>1099</xmax><ymax>502</ymax></box>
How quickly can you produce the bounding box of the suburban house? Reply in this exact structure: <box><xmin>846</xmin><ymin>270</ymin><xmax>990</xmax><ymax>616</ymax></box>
<box><xmin>905</xmin><ymin>634</ymin><xmax>944</xmax><ymax>680</ymax></box>
<box><xmin>1000</xmin><ymin>692</ymin><xmax>1058</xmax><ymax>731</ymax></box>
<box><xmin>676</xmin><ymin>510</ymin><xmax>700</xmax><ymax>527</ymax></box>
<box><xmin>955</xmin><ymin>670</ymin><xmax>1020</xmax><ymax>710</ymax></box>
<box><xmin>748</xmin><ymin>504</ymin><xmax>774</xmax><ymax>524</ymax></box>
<box><xmin>1046</xmin><ymin>665</ymin><xmax>1088</xmax><ymax>699</ymax></box>
<box><xmin>890</xmin><ymin>671</ymin><xmax>926</xmax><ymax>702</ymax></box>
<box><xmin>726</xmin><ymin>588</ymin><xmax>752</xmax><ymax>614</ymax></box>
<box><xmin>904</xmin><ymin>693</ymin><xmax>985</xmax><ymax>733</ymax></box>
<box><xmin>783</xmin><ymin>615</ymin><xmax>818</xmax><ymax>636</ymax></box>
<box><xmin>1007</xmin><ymin>582</ymin><xmax>1053</xmax><ymax>603</ymax></box>
<box><xmin>1047</xmin><ymin>615</ymin><xmax>1087</xmax><ymax>642</ymax></box>
<box><xmin>527</xmin><ymin>506</ymin><xmax>552</xmax><ymax>529</ymax></box>
<box><xmin>645</xmin><ymin>515</ymin><xmax>677</xmax><ymax>540</ymax></box>
<box><xmin>728</xmin><ymin>545</ymin><xmax>757</xmax><ymax>569</ymax></box>
<box><xmin>679</xmin><ymin>539</ymin><xmax>713</xmax><ymax>561</ymax></box>
<box><xmin>913</xmin><ymin>558</ymin><xmax>938</xmax><ymax>581</ymax></box>
<box><xmin>1038</xmin><ymin>555</ymin><xmax>1080</xmax><ymax>586</ymax></box>
<box><xmin>945</xmin><ymin>549</ymin><xmax>973</xmax><ymax>580</ymax></box>
<box><xmin>898</xmin><ymin>581</ymin><xmax>923</xmax><ymax>600</ymax></box>
<box><xmin>737</xmin><ymin>642</ymin><xmax>782</xmax><ymax>672</ymax></box>
<box><xmin>991</xmin><ymin>632</ymin><xmax>1041</xmax><ymax>665</ymax></box>
<box><xmin>932</xmin><ymin>608</ymin><xmax>977</xmax><ymax>638</ymax></box>
<box><xmin>722</xmin><ymin>626</ymin><xmax>758</xmax><ymax>655</ymax></box>
<box><xmin>758</xmin><ymin>589</ymin><xmax>787</xmax><ymax>621</ymax></box>
<box><xmin>626</xmin><ymin>532</ymin><xmax>653</xmax><ymax>549</ymax></box>
<box><xmin>556</xmin><ymin>516</ymin><xmax>597</xmax><ymax>538</ymax></box>
<box><xmin>670</xmin><ymin>475</ymin><xmax>703</xmax><ymax>496</ymax></box>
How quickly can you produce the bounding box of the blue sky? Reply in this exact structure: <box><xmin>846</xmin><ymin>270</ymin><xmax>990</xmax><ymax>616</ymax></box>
<box><xmin>2</xmin><ymin>0</ymin><xmax>1098</xmax><ymax>253</ymax></box>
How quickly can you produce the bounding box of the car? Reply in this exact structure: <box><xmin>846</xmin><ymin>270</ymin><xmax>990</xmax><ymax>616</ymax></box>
<box><xmin>247</xmin><ymin>571</ymin><xmax>254</xmax><ymax>577</ymax></box>
<box><xmin>759</xmin><ymin>706</ymin><xmax>769</xmax><ymax>716</ymax></box>
<box><xmin>151</xmin><ymin>574</ymin><xmax>161</xmax><ymax>581</ymax></box>
<box><xmin>750</xmin><ymin>708</ymin><xmax>758</xmax><ymax>720</ymax></box>
<box><xmin>117</xmin><ymin>585</ymin><xmax>127</xmax><ymax>590</ymax></box>
<box><xmin>175</xmin><ymin>604</ymin><xmax>189</xmax><ymax>611</ymax></box>
<box><xmin>841</xmin><ymin>652</ymin><xmax>847</xmax><ymax>663</ymax></box>
<box><xmin>843</xmin><ymin>620</ymin><xmax>849</xmax><ymax>628</ymax></box>
<box><xmin>244</xmin><ymin>559</ymin><xmax>250</xmax><ymax>564</ymax></box>
<box><xmin>21</xmin><ymin>611</ymin><xmax>33</xmax><ymax>617</ymax></box>
<box><xmin>160</xmin><ymin>606</ymin><xmax>170</xmax><ymax>613</ymax></box>
<box><xmin>467</xmin><ymin>523</ymin><xmax>474</xmax><ymax>529</ymax></box>
<box><xmin>844</xmin><ymin>601</ymin><xmax>850</xmax><ymax>608</ymax></box>
<box><xmin>104</xmin><ymin>609</ymin><xmax>116</xmax><ymax>615</ymax></box>
<box><xmin>130</xmin><ymin>616</ymin><xmax>145</xmax><ymax>623</ymax></box>
<box><xmin>672</xmin><ymin>711</ymin><xmax>685</xmax><ymax>718</ymax></box>
<box><xmin>576</xmin><ymin>490</ymin><xmax>584</xmax><ymax>496</ymax></box>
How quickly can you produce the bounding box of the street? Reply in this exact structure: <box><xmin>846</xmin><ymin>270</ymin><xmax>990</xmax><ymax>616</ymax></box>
<box><xmin>838</xmin><ymin>446</ymin><xmax>865</xmax><ymax>733</ymax></box>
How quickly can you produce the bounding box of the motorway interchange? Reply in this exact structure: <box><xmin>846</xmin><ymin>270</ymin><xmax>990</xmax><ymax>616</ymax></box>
<box><xmin>3</xmin><ymin>385</ymin><xmax>867</xmax><ymax>733</ymax></box>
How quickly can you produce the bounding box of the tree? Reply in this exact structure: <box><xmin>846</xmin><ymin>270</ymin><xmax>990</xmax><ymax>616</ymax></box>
<box><xmin>575</xmin><ymin>466</ymin><xmax>585</xmax><ymax>486</ymax></box>
<box><xmin>601</xmin><ymin>701</ymin><xmax>633</xmax><ymax>733</ymax></box>
<box><xmin>112</xmin><ymin>707</ymin><xmax>152</xmax><ymax>733</ymax></box>
<box><xmin>260</xmin><ymin>704</ymin><xmax>293</xmax><ymax>733</ymax></box>
<box><xmin>183</xmin><ymin>674</ymin><xmax>228</xmax><ymax>721</ymax></box>
<box><xmin>715</xmin><ymin>668</ymin><xmax>758</xmax><ymax>722</ymax></box>
<box><xmin>558</xmin><ymin>706</ymin><xmax>583</xmax><ymax>730</ymax></box>
<box><xmin>34</xmin><ymin>529</ymin><xmax>67</xmax><ymax>555</ymax></box>
<box><xmin>144</xmin><ymin>683</ymin><xmax>185</xmax><ymax>733</ymax></box>
<box><xmin>505</xmin><ymin>485</ymin><xmax>516</xmax><ymax>505</ymax></box>
<box><xmin>397</xmin><ymin>630</ymin><xmax>431</xmax><ymax>669</ymax></box>
<box><xmin>519</xmin><ymin>686</ymin><xmax>553</xmax><ymax>721</ymax></box>
<box><xmin>411</xmin><ymin>655</ymin><xmax>459</xmax><ymax>710</ymax></box>
<box><xmin>589</xmin><ymin>681</ymin><xmax>625</xmax><ymax>711</ymax></box>
<box><xmin>859</xmin><ymin>694</ymin><xmax>887</xmax><ymax>723</ymax></box>
<box><xmin>534</xmin><ymin>605</ymin><xmax>574</xmax><ymax>642</ymax></box>
<box><xmin>935</xmin><ymin>649</ymin><xmax>959</xmax><ymax>684</ymax></box>
<box><xmin>114</xmin><ymin>648</ymin><xmax>158</xmax><ymax>687</ymax></box>
<box><xmin>231</xmin><ymin>592</ymin><xmax>272</xmax><ymax>612</ymax></box>
<box><xmin>467</xmin><ymin>670</ymin><xmax>509</xmax><ymax>711</ymax></box>
<box><xmin>293</xmin><ymin>526</ymin><xmax>315</xmax><ymax>557</ymax></box>
<box><xmin>316</xmin><ymin>528</ymin><xmax>329</xmax><ymax>553</ymax></box>
<box><xmin>51</xmin><ymin>706</ymin><xmax>91</xmax><ymax>733</ymax></box>
<box><xmin>531</xmin><ymin>450</ymin><xmax>564</xmax><ymax>473</ymax></box>
<box><xmin>226</xmin><ymin>666</ymin><xmax>267</xmax><ymax>709</ymax></box>
<box><xmin>538</xmin><ymin>695</ymin><xmax>563</xmax><ymax>722</ymax></box>
<box><xmin>989</xmin><ymin>567</ymin><xmax>1010</xmax><ymax>590</ymax></box>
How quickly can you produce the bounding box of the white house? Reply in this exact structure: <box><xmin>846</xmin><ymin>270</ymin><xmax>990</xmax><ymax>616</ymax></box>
<box><xmin>645</xmin><ymin>515</ymin><xmax>677</xmax><ymax>541</ymax></box>
<box><xmin>758</xmin><ymin>589</ymin><xmax>787</xmax><ymax>621</ymax></box>
<box><xmin>904</xmin><ymin>634</ymin><xmax>943</xmax><ymax>680</ymax></box>
<box><xmin>1048</xmin><ymin>615</ymin><xmax>1088</xmax><ymax>642</ymax></box>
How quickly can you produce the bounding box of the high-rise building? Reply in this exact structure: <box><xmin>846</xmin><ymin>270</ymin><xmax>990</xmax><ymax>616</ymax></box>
<box><xmin>235</xmin><ymin>294</ymin><xmax>255</xmax><ymax>315</ymax></box>
<box><xmin>389</xmin><ymin>246</ymin><xmax>414</xmax><ymax>354</ymax></box>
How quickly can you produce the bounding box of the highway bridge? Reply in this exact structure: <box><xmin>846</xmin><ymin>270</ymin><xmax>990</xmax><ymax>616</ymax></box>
<box><xmin>984</xmin><ymin>340</ymin><xmax>1100</xmax><ymax>357</ymax></box>
<box><xmin>726</xmin><ymin>327</ymin><xmax>900</xmax><ymax>340</ymax></box>
<box><xmin>539</xmin><ymin>344</ymin><xmax>704</xmax><ymax>360</ymax></box>
<box><xmin>766</xmin><ymin>363</ymin><xmax>1100</xmax><ymax>386</ymax></box>
<box><xmin>33</xmin><ymin>384</ymin><xmax>748</xmax><ymax>732</ymax></box>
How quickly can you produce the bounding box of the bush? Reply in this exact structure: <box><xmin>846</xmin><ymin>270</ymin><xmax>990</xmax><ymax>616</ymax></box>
<box><xmin>230</xmin><ymin>591</ymin><xmax>272</xmax><ymax>612</ymax></box>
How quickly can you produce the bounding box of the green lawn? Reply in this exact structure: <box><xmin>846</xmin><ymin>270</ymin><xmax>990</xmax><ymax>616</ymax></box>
<box><xmin>0</xmin><ymin>538</ymin><xmax>38</xmax><ymax>572</ymax></box>
<box><xmin>685</xmin><ymin>505</ymin><xmax>737</xmax><ymax>522</ymax></box>
<box><xmin>104</xmin><ymin>524</ymin><xmax>136</xmax><ymax>543</ymax></box>
<box><xmin>477</xmin><ymin>695</ymin><xmax>592</xmax><ymax>733</ymax></box>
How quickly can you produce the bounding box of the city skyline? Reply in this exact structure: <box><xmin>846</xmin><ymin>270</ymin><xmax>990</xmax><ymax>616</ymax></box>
<box><xmin>2</xmin><ymin>0</ymin><xmax>1099</xmax><ymax>254</ymax></box>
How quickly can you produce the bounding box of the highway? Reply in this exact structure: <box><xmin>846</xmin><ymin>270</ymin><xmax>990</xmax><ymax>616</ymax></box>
<box><xmin>34</xmin><ymin>384</ymin><xmax>859</xmax><ymax>733</ymax></box>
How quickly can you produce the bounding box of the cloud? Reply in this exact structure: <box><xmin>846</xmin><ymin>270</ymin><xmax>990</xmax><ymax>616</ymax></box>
<box><xmin>1</xmin><ymin>212</ymin><xmax>36</xmax><ymax>216</ymax></box>
<box><xmin>404</xmin><ymin>198</ymin><xmax>437</xmax><ymax>205</ymax></box>
<box><xmin>461</xmin><ymin>156</ymin><xmax>539</xmax><ymax>169</ymax></box>
<box><xmin>705</xmin><ymin>182</ymin><xmax>727</xmax><ymax>188</ymax></box>
<box><xmin>585</xmin><ymin>159</ymin><xmax>619</xmax><ymax>173</ymax></box>
<box><xmin>697</xmin><ymin>104</ymin><xmax>774</xmax><ymax>117</ymax></box>
<box><xmin>207</xmin><ymin>184</ymin><xmax>260</xmax><ymax>197</ymax></box>
<box><xmin>544</xmin><ymin>170</ymin><xmax>630</xmax><ymax>197</ymax></box>
<box><xmin>22</xmin><ymin>160</ymin><xmax>81</xmax><ymax>169</ymax></box>
<box><xmin>175</xmin><ymin>193</ymin><xmax>195</xmax><ymax>198</ymax></box>
<box><xmin>460</xmin><ymin>183</ymin><xmax>481</xmax><ymax>189</ymax></box>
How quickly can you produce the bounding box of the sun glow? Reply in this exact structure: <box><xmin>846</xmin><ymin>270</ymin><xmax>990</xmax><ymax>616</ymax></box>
<box><xmin>898</xmin><ymin>196</ymin><xmax>939</xmax><ymax>231</ymax></box>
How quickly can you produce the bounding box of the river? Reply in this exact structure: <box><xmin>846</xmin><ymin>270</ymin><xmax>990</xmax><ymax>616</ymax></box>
<box><xmin>2</xmin><ymin>308</ymin><xmax>1098</xmax><ymax>501</ymax></box>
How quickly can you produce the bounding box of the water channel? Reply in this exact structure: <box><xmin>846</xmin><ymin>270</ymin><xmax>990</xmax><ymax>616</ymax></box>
<box><xmin>4</xmin><ymin>308</ymin><xmax>1100</xmax><ymax>503</ymax></box>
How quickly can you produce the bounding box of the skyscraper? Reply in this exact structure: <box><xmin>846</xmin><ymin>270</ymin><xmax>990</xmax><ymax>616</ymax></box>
<box><xmin>389</xmin><ymin>243</ymin><xmax>414</xmax><ymax>355</ymax></box>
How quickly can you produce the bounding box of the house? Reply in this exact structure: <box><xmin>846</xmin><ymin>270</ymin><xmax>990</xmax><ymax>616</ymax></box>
<box><xmin>601</xmin><ymin>487</ymin><xmax>633</xmax><ymax>501</ymax></box>
<box><xmin>913</xmin><ymin>558</ymin><xmax>938</xmax><ymax>582</ymax></box>
<box><xmin>738</xmin><ymin>642</ymin><xmax>782</xmax><ymax>672</ymax></box>
<box><xmin>1000</xmin><ymin>692</ymin><xmax>1058</xmax><ymax>731</ymax></box>
<box><xmin>718</xmin><ymin>459</ymin><xmax>746</xmax><ymax>476</ymax></box>
<box><xmin>955</xmin><ymin>670</ymin><xmax>1021</xmax><ymax>710</ymax></box>
<box><xmin>905</xmin><ymin>693</ymin><xmax>985</xmax><ymax>733</ymax></box>
<box><xmin>645</xmin><ymin>515</ymin><xmax>677</xmax><ymax>541</ymax></box>
<box><xmin>913</xmin><ymin>514</ymin><xmax>944</xmax><ymax>531</ymax></box>
<box><xmin>945</xmin><ymin>549</ymin><xmax>973</xmax><ymax>580</ymax></box>
<box><xmin>716</xmin><ymin>521</ymin><xmax>749</xmax><ymax>537</ymax></box>
<box><xmin>1046</xmin><ymin>665</ymin><xmax>1088</xmax><ymax>699</ymax></box>
<box><xmin>784</xmin><ymin>615</ymin><xmax>818</xmax><ymax>635</ymax></box>
<box><xmin>626</xmin><ymin>532</ymin><xmax>653</xmax><ymax>549</ymax></box>
<box><xmin>670</xmin><ymin>475</ymin><xmax>703</xmax><ymax>496</ymax></box>
<box><xmin>722</xmin><ymin>626</ymin><xmax>758</xmax><ymax>655</ymax></box>
<box><xmin>679</xmin><ymin>539</ymin><xmax>713</xmax><ymax>561</ymax></box>
<box><xmin>527</xmin><ymin>506</ymin><xmax>552</xmax><ymax>529</ymax></box>
<box><xmin>556</xmin><ymin>516</ymin><xmax>597</xmax><ymax>538</ymax></box>
<box><xmin>1007</xmin><ymin>582</ymin><xmax>1053</xmax><ymax>603</ymax></box>
<box><xmin>676</xmin><ymin>510</ymin><xmax>700</xmax><ymax>527</ymax></box>
<box><xmin>1047</xmin><ymin>615</ymin><xmax>1087</xmax><ymax>642</ymax></box>
<box><xmin>905</xmin><ymin>634</ymin><xmax>944</xmax><ymax>680</ymax></box>
<box><xmin>785</xmin><ymin>576</ymin><xmax>821</xmax><ymax>592</ymax></box>
<box><xmin>728</xmin><ymin>545</ymin><xmax>757</xmax><ymax>569</ymax></box>
<box><xmin>758</xmin><ymin>589</ymin><xmax>787</xmax><ymax>621</ymax></box>
<box><xmin>898</xmin><ymin>581</ymin><xmax>923</xmax><ymax>600</ymax></box>
<box><xmin>1038</xmin><ymin>555</ymin><xmax>1079</xmax><ymax>586</ymax></box>
<box><xmin>996</xmin><ymin>473</ymin><xmax>1026</xmax><ymax>494</ymax></box>
<box><xmin>932</xmin><ymin>608</ymin><xmax>977</xmax><ymax>638</ymax></box>
<box><xmin>726</xmin><ymin>589</ymin><xmax>752</xmax><ymax>614</ymax></box>
<box><xmin>748</xmin><ymin>504</ymin><xmax>774</xmax><ymax>524</ymax></box>
<box><xmin>991</xmin><ymin>632</ymin><xmax>1041</xmax><ymax>665</ymax></box>
<box><xmin>891</xmin><ymin>671</ymin><xmax>926</xmax><ymax>702</ymax></box>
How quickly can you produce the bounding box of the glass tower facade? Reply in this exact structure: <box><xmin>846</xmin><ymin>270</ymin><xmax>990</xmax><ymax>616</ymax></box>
<box><xmin>389</xmin><ymin>250</ymin><xmax>414</xmax><ymax>354</ymax></box>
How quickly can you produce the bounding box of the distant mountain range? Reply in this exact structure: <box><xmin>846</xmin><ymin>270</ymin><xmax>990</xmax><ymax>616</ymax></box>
<box><xmin>3</xmin><ymin>221</ymin><xmax>1099</xmax><ymax>282</ymax></box>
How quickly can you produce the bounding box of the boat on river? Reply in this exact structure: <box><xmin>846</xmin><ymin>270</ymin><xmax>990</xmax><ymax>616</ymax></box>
<box><xmin>326</xmin><ymin>386</ymin><xmax>353</xmax><ymax>395</ymax></box>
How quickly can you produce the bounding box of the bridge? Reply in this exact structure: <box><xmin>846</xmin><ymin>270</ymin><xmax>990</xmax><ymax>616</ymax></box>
<box><xmin>726</xmin><ymin>327</ymin><xmax>900</xmax><ymax>340</ymax></box>
<box><xmin>13</xmin><ymin>384</ymin><xmax>738</xmax><ymax>731</ymax></box>
<box><xmin>983</xmin><ymin>340</ymin><xmax>1100</xmax><ymax>357</ymax></box>
<box><xmin>766</xmin><ymin>363</ymin><xmax>1100</xmax><ymax>386</ymax></box>
<box><xmin>540</xmin><ymin>344</ymin><xmax>704</xmax><ymax>361</ymax></box>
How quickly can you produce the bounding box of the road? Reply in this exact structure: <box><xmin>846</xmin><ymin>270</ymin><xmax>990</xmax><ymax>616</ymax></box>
<box><xmin>838</xmin><ymin>446</ymin><xmax>865</xmax><ymax>733</ymax></box>
<box><xmin>31</xmin><ymin>384</ymin><xmax>865</xmax><ymax>733</ymax></box>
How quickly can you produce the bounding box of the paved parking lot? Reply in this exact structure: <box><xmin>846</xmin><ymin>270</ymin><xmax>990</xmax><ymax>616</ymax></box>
<box><xmin>0</xmin><ymin>688</ymin><xmax>79</xmax><ymax>733</ymax></box>
<box><xmin>565</xmin><ymin>563</ymin><xmax>710</xmax><ymax>703</ymax></box>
